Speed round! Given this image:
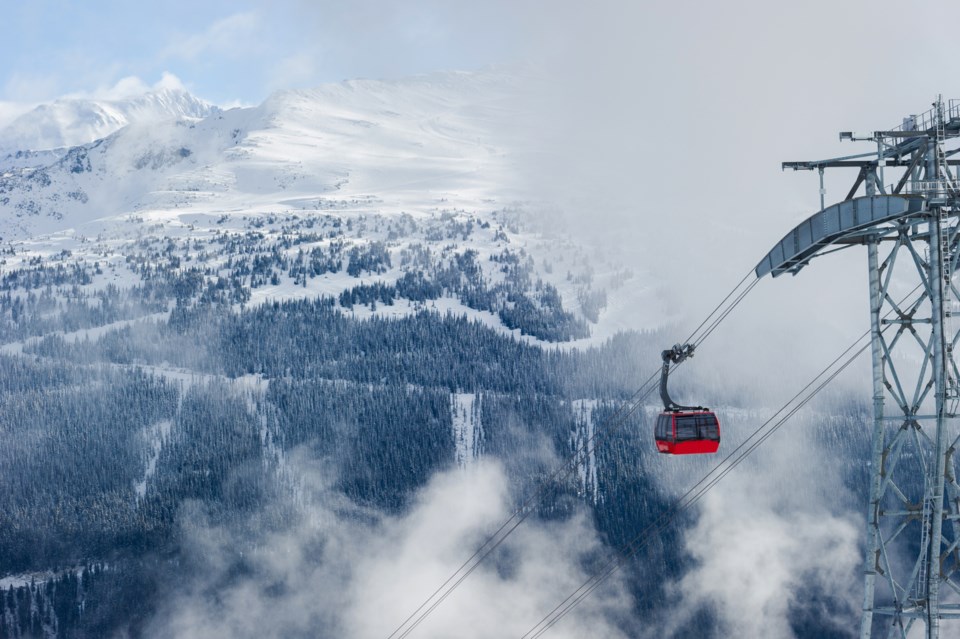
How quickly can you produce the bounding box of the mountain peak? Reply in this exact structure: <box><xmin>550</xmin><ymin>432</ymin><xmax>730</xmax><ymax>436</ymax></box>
<box><xmin>0</xmin><ymin>87</ymin><xmax>220</xmax><ymax>156</ymax></box>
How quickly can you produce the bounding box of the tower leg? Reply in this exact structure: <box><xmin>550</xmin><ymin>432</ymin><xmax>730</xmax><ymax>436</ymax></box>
<box><xmin>926</xmin><ymin>213</ymin><xmax>949</xmax><ymax>639</ymax></box>
<box><xmin>861</xmin><ymin>237</ymin><xmax>886</xmax><ymax>639</ymax></box>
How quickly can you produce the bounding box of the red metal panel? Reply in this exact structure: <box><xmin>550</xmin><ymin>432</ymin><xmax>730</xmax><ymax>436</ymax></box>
<box><xmin>654</xmin><ymin>410</ymin><xmax>721</xmax><ymax>455</ymax></box>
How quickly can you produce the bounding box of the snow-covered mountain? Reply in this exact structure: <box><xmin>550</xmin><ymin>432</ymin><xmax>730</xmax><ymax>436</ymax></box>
<box><xmin>1</xmin><ymin>73</ymin><xmax>513</xmax><ymax>231</ymax></box>
<box><xmin>0</xmin><ymin>87</ymin><xmax>219</xmax><ymax>167</ymax></box>
<box><xmin>0</xmin><ymin>71</ymin><xmax>866</xmax><ymax>639</ymax></box>
<box><xmin>0</xmin><ymin>70</ymin><xmax>661</xmax><ymax>343</ymax></box>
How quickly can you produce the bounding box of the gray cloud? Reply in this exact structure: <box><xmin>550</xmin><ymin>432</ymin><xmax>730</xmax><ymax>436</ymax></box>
<box><xmin>494</xmin><ymin>0</ymin><xmax>960</xmax><ymax>401</ymax></box>
<box><xmin>658</xmin><ymin>418</ymin><xmax>862</xmax><ymax>639</ymax></box>
<box><xmin>147</xmin><ymin>458</ymin><xmax>634</xmax><ymax>639</ymax></box>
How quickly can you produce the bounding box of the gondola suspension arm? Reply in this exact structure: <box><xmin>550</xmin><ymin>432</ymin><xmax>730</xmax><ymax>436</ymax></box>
<box><xmin>659</xmin><ymin>343</ymin><xmax>702</xmax><ymax>411</ymax></box>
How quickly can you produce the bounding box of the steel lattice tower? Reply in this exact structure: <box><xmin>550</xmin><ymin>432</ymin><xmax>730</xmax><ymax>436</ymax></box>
<box><xmin>757</xmin><ymin>98</ymin><xmax>960</xmax><ymax>638</ymax></box>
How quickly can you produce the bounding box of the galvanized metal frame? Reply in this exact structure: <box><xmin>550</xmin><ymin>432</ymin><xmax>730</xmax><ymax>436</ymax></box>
<box><xmin>762</xmin><ymin>98</ymin><xmax>960</xmax><ymax>639</ymax></box>
<box><xmin>860</xmin><ymin>216</ymin><xmax>960</xmax><ymax>639</ymax></box>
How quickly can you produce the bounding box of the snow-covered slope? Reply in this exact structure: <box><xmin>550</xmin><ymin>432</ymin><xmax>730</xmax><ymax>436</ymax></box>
<box><xmin>0</xmin><ymin>88</ymin><xmax>219</xmax><ymax>164</ymax></box>
<box><xmin>0</xmin><ymin>71</ymin><xmax>664</xmax><ymax>345</ymax></box>
<box><xmin>0</xmin><ymin>72</ymin><xmax>516</xmax><ymax>234</ymax></box>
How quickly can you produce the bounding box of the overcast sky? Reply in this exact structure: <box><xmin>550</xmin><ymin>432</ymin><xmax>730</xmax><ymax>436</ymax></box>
<box><xmin>0</xmin><ymin>0</ymin><xmax>535</xmax><ymax>105</ymax></box>
<box><xmin>3</xmin><ymin>1</ymin><xmax>958</xmax><ymax>106</ymax></box>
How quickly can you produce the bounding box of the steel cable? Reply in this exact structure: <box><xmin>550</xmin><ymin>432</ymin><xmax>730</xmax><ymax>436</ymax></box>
<box><xmin>385</xmin><ymin>266</ymin><xmax>762</xmax><ymax>639</ymax></box>
<box><xmin>520</xmin><ymin>285</ymin><xmax>923</xmax><ymax>638</ymax></box>
<box><xmin>523</xmin><ymin>333</ymin><xmax>873</xmax><ymax>639</ymax></box>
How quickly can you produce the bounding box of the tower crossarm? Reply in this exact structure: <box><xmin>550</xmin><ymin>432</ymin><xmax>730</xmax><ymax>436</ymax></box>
<box><xmin>755</xmin><ymin>194</ymin><xmax>926</xmax><ymax>278</ymax></box>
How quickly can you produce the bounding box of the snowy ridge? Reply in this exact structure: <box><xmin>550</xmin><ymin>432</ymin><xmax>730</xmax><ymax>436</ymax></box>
<box><xmin>0</xmin><ymin>87</ymin><xmax>219</xmax><ymax>161</ymax></box>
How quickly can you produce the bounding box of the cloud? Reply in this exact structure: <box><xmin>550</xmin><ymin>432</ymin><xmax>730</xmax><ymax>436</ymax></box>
<box><xmin>80</xmin><ymin>72</ymin><xmax>188</xmax><ymax>101</ymax></box>
<box><xmin>662</xmin><ymin>419</ymin><xmax>862</xmax><ymax>639</ymax></box>
<box><xmin>147</xmin><ymin>459</ymin><xmax>634</xmax><ymax>639</ymax></box>
<box><xmin>497</xmin><ymin>0</ymin><xmax>926</xmax><ymax>404</ymax></box>
<box><xmin>270</xmin><ymin>53</ymin><xmax>322</xmax><ymax>92</ymax></box>
<box><xmin>161</xmin><ymin>12</ymin><xmax>263</xmax><ymax>62</ymax></box>
<box><xmin>0</xmin><ymin>101</ymin><xmax>36</xmax><ymax>130</ymax></box>
<box><xmin>3</xmin><ymin>72</ymin><xmax>61</xmax><ymax>104</ymax></box>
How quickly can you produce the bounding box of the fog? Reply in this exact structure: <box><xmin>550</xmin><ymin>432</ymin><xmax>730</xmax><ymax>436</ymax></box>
<box><xmin>660</xmin><ymin>417</ymin><xmax>863</xmax><ymax>639</ymax></box>
<box><xmin>146</xmin><ymin>459</ymin><xmax>632</xmax><ymax>639</ymax></box>
<box><xmin>505</xmin><ymin>0</ymin><xmax>960</xmax><ymax>397</ymax></box>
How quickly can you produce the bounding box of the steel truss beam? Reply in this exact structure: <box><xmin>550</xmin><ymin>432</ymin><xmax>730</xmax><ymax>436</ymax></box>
<box><xmin>760</xmin><ymin>97</ymin><xmax>960</xmax><ymax>639</ymax></box>
<box><xmin>856</xmin><ymin>98</ymin><xmax>960</xmax><ymax>639</ymax></box>
<box><xmin>861</xmin><ymin>216</ymin><xmax>960</xmax><ymax>639</ymax></box>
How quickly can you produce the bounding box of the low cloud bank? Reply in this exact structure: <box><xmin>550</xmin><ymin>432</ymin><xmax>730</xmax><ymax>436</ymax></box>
<box><xmin>664</xmin><ymin>421</ymin><xmax>862</xmax><ymax>639</ymax></box>
<box><xmin>147</xmin><ymin>459</ymin><xmax>633</xmax><ymax>639</ymax></box>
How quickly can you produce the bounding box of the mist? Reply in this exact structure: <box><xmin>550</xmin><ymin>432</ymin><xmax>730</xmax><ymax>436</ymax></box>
<box><xmin>661</xmin><ymin>417</ymin><xmax>863</xmax><ymax>639</ymax></box>
<box><xmin>498</xmin><ymin>0</ymin><xmax>960</xmax><ymax>394</ymax></box>
<box><xmin>145</xmin><ymin>459</ymin><xmax>633</xmax><ymax>639</ymax></box>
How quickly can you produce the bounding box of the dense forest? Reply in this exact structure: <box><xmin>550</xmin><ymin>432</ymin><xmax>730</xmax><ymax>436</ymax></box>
<box><xmin>0</xmin><ymin>210</ymin><xmax>872</xmax><ymax>638</ymax></box>
<box><xmin>0</xmin><ymin>266</ymin><xmax>697</xmax><ymax>638</ymax></box>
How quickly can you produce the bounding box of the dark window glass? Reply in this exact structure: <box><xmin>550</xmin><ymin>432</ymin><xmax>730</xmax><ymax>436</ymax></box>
<box><xmin>656</xmin><ymin>415</ymin><xmax>671</xmax><ymax>440</ymax></box>
<box><xmin>676</xmin><ymin>416</ymin><xmax>698</xmax><ymax>441</ymax></box>
<box><xmin>697</xmin><ymin>415</ymin><xmax>720</xmax><ymax>440</ymax></box>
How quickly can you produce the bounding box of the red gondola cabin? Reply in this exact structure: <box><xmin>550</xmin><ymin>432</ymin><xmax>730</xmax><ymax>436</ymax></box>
<box><xmin>655</xmin><ymin>410</ymin><xmax>720</xmax><ymax>455</ymax></box>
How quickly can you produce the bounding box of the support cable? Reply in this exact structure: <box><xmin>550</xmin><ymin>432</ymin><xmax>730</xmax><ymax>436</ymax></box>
<box><xmin>523</xmin><ymin>337</ymin><xmax>871</xmax><ymax>639</ymax></box>
<box><xmin>390</xmin><ymin>371</ymin><xmax>660</xmax><ymax>639</ymax></box>
<box><xmin>684</xmin><ymin>269</ymin><xmax>759</xmax><ymax>347</ymax></box>
<box><xmin>692</xmin><ymin>277</ymin><xmax>760</xmax><ymax>348</ymax></box>
<box><xmin>520</xmin><ymin>286</ymin><xmax>923</xmax><ymax>639</ymax></box>
<box><xmin>385</xmin><ymin>267</ymin><xmax>761</xmax><ymax>639</ymax></box>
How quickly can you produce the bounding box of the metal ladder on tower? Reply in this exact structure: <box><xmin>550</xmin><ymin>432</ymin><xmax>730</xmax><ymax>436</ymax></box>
<box><xmin>942</xmin><ymin>221</ymin><xmax>960</xmax><ymax>411</ymax></box>
<box><xmin>916</xmin><ymin>487</ymin><xmax>935</xmax><ymax>603</ymax></box>
<box><xmin>916</xmin><ymin>216</ymin><xmax>953</xmax><ymax>605</ymax></box>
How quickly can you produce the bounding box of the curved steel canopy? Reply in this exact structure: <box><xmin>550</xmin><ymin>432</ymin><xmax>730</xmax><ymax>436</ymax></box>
<box><xmin>755</xmin><ymin>194</ymin><xmax>927</xmax><ymax>278</ymax></box>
